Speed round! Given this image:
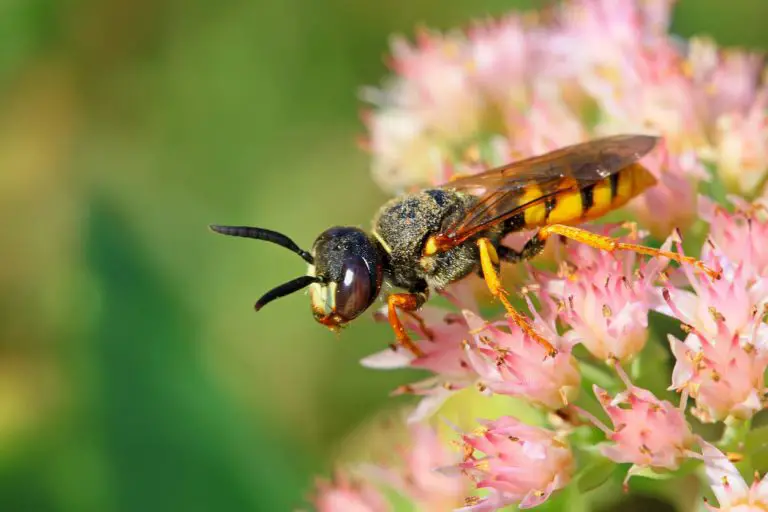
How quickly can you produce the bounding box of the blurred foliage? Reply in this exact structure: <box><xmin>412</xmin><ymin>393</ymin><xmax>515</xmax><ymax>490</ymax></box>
<box><xmin>0</xmin><ymin>0</ymin><xmax>766</xmax><ymax>510</ymax></box>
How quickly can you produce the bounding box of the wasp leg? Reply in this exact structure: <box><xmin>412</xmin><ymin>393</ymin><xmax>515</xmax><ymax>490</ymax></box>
<box><xmin>538</xmin><ymin>224</ymin><xmax>721</xmax><ymax>280</ymax></box>
<box><xmin>387</xmin><ymin>291</ymin><xmax>429</xmax><ymax>357</ymax></box>
<box><xmin>497</xmin><ymin>234</ymin><xmax>548</xmax><ymax>263</ymax></box>
<box><xmin>476</xmin><ymin>237</ymin><xmax>558</xmax><ymax>358</ymax></box>
<box><xmin>404</xmin><ymin>311</ymin><xmax>435</xmax><ymax>340</ymax></box>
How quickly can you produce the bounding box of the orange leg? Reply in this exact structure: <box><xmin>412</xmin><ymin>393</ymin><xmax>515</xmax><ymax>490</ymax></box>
<box><xmin>539</xmin><ymin>224</ymin><xmax>722</xmax><ymax>280</ymax></box>
<box><xmin>388</xmin><ymin>293</ymin><xmax>427</xmax><ymax>357</ymax></box>
<box><xmin>404</xmin><ymin>311</ymin><xmax>435</xmax><ymax>340</ymax></box>
<box><xmin>477</xmin><ymin>238</ymin><xmax>558</xmax><ymax>358</ymax></box>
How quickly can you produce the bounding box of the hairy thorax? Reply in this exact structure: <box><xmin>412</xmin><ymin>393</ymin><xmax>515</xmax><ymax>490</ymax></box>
<box><xmin>372</xmin><ymin>188</ymin><xmax>489</xmax><ymax>290</ymax></box>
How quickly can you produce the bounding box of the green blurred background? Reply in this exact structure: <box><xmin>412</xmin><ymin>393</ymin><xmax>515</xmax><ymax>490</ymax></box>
<box><xmin>0</xmin><ymin>0</ymin><xmax>766</xmax><ymax>510</ymax></box>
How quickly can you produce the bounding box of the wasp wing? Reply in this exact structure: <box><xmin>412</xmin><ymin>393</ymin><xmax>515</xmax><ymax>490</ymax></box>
<box><xmin>438</xmin><ymin>134</ymin><xmax>658</xmax><ymax>245</ymax></box>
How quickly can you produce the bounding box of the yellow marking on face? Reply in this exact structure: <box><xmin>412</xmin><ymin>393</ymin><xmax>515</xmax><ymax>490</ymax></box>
<box><xmin>547</xmin><ymin>189</ymin><xmax>583</xmax><ymax>224</ymax></box>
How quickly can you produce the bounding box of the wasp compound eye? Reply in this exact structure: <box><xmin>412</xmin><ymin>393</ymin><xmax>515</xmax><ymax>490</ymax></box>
<box><xmin>334</xmin><ymin>255</ymin><xmax>378</xmax><ymax>321</ymax></box>
<box><xmin>310</xmin><ymin>227</ymin><xmax>383</xmax><ymax>325</ymax></box>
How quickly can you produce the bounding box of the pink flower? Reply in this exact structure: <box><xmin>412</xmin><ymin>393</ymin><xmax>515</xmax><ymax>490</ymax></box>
<box><xmin>657</xmin><ymin>239</ymin><xmax>766</xmax><ymax>342</ymax></box>
<box><xmin>686</xmin><ymin>37</ymin><xmax>766</xmax><ymax>123</ymax></box>
<box><xmin>311</xmin><ymin>470</ymin><xmax>390</xmax><ymax>512</ymax></box>
<box><xmin>462</xmin><ymin>297</ymin><xmax>580</xmax><ymax>409</ymax></box>
<box><xmin>365</xmin><ymin>423</ymin><xmax>466</xmax><ymax>511</ymax></box>
<box><xmin>701</xmin><ymin>441</ymin><xmax>768</xmax><ymax>511</ymax></box>
<box><xmin>455</xmin><ymin>417</ymin><xmax>574</xmax><ymax>510</ymax></box>
<box><xmin>665</xmin><ymin>301</ymin><xmax>768</xmax><ymax>423</ymax></box>
<box><xmin>361</xmin><ymin>282</ymin><xmax>483</xmax><ymax>422</ymax></box>
<box><xmin>590</xmin><ymin>366</ymin><xmax>695</xmax><ymax>479</ymax></box>
<box><xmin>713</xmin><ymin>93</ymin><xmax>768</xmax><ymax>197</ymax></box>
<box><xmin>701</xmin><ymin>196</ymin><xmax>768</xmax><ymax>278</ymax></box>
<box><xmin>626</xmin><ymin>141</ymin><xmax>706</xmax><ymax>237</ymax></box>
<box><xmin>538</xmin><ymin>226</ymin><xmax>668</xmax><ymax>363</ymax></box>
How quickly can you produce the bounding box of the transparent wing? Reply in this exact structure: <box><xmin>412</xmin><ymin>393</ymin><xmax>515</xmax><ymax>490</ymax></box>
<box><xmin>438</xmin><ymin>134</ymin><xmax>658</xmax><ymax>245</ymax></box>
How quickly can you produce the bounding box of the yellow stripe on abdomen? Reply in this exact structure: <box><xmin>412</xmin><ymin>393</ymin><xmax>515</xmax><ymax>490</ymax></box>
<box><xmin>546</xmin><ymin>189</ymin><xmax>583</xmax><ymax>224</ymax></box>
<box><xmin>611</xmin><ymin>163</ymin><xmax>657</xmax><ymax>209</ymax></box>
<box><xmin>581</xmin><ymin>180</ymin><xmax>613</xmax><ymax>221</ymax></box>
<box><xmin>522</xmin><ymin>185</ymin><xmax>548</xmax><ymax>227</ymax></box>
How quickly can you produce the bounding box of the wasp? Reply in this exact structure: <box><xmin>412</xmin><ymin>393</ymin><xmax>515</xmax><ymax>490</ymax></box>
<box><xmin>211</xmin><ymin>134</ymin><xmax>720</xmax><ymax>357</ymax></box>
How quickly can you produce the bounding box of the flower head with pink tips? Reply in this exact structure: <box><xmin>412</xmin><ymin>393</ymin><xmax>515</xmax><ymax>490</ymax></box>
<box><xmin>308</xmin><ymin>0</ymin><xmax>768</xmax><ymax>510</ymax></box>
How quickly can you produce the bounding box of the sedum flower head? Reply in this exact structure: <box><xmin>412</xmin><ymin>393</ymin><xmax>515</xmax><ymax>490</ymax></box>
<box><xmin>363</xmin><ymin>0</ymin><xmax>767</xmax><ymax>225</ymax></box>
<box><xmin>592</xmin><ymin>367</ymin><xmax>695</xmax><ymax>473</ymax></box>
<box><xmin>702</xmin><ymin>196</ymin><xmax>768</xmax><ymax>278</ymax></box>
<box><xmin>456</xmin><ymin>417</ymin><xmax>574</xmax><ymax>510</ymax></box>
<box><xmin>538</xmin><ymin>226</ymin><xmax>668</xmax><ymax>363</ymax></box>
<box><xmin>462</xmin><ymin>300</ymin><xmax>581</xmax><ymax>410</ymax></box>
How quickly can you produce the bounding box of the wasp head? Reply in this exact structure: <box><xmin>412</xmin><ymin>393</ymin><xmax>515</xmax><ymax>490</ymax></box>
<box><xmin>308</xmin><ymin>227</ymin><xmax>383</xmax><ymax>329</ymax></box>
<box><xmin>210</xmin><ymin>224</ymin><xmax>383</xmax><ymax>331</ymax></box>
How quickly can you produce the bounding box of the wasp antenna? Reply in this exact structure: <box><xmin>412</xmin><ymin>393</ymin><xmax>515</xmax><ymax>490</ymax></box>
<box><xmin>209</xmin><ymin>224</ymin><xmax>314</xmax><ymax>264</ymax></box>
<box><xmin>254</xmin><ymin>275</ymin><xmax>321</xmax><ymax>311</ymax></box>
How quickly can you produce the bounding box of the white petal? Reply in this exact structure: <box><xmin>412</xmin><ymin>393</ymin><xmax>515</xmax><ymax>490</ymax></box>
<box><xmin>407</xmin><ymin>388</ymin><xmax>454</xmax><ymax>423</ymax></box>
<box><xmin>654</xmin><ymin>288</ymin><xmax>698</xmax><ymax>323</ymax></box>
<box><xmin>701</xmin><ymin>441</ymin><xmax>748</xmax><ymax>507</ymax></box>
<box><xmin>359</xmin><ymin>349</ymin><xmax>412</xmax><ymax>369</ymax></box>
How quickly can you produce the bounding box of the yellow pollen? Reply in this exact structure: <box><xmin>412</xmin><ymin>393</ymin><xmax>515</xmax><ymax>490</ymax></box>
<box><xmin>681</xmin><ymin>60</ymin><xmax>694</xmax><ymax>78</ymax></box>
<box><xmin>464</xmin><ymin>496</ymin><xmax>481</xmax><ymax>506</ymax></box>
<box><xmin>395</xmin><ymin>384</ymin><xmax>415</xmax><ymax>394</ymax></box>
<box><xmin>464</xmin><ymin>144</ymin><xmax>481</xmax><ymax>162</ymax></box>
<box><xmin>709</xmin><ymin>307</ymin><xmax>725</xmax><ymax>323</ymax></box>
<box><xmin>508</xmin><ymin>436</ymin><xmax>520</xmax><ymax>442</ymax></box>
<box><xmin>621</xmin><ymin>221</ymin><xmax>639</xmax><ymax>240</ymax></box>
<box><xmin>475</xmin><ymin>460</ymin><xmax>490</xmax><ymax>472</ymax></box>
<box><xmin>603</xmin><ymin>304</ymin><xmax>612</xmax><ymax>318</ymax></box>
<box><xmin>711</xmin><ymin>370</ymin><xmax>721</xmax><ymax>382</ymax></box>
<box><xmin>689</xmin><ymin>382</ymin><xmax>701</xmax><ymax>396</ymax></box>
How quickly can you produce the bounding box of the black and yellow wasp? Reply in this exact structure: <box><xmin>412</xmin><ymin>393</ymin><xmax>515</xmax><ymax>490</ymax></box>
<box><xmin>211</xmin><ymin>134</ymin><xmax>719</xmax><ymax>356</ymax></box>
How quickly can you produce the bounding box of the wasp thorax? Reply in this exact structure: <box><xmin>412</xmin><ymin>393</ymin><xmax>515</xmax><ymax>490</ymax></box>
<box><xmin>308</xmin><ymin>227</ymin><xmax>383</xmax><ymax>328</ymax></box>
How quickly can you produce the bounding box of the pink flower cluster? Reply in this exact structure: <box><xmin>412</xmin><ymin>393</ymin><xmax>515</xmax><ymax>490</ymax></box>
<box><xmin>362</xmin><ymin>0</ymin><xmax>767</xmax><ymax>232</ymax></box>
<box><xmin>309</xmin><ymin>1</ymin><xmax>768</xmax><ymax>510</ymax></box>
<box><xmin>456</xmin><ymin>417</ymin><xmax>574</xmax><ymax>511</ymax></box>
<box><xmin>362</xmin><ymin>285</ymin><xmax>580</xmax><ymax>421</ymax></box>
<box><xmin>589</xmin><ymin>365</ymin><xmax>695</xmax><ymax>481</ymax></box>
